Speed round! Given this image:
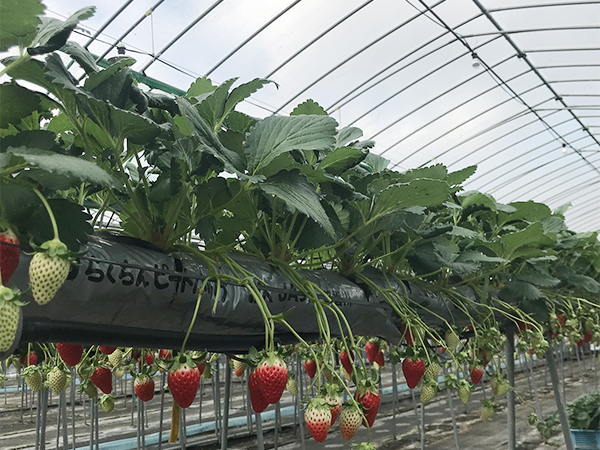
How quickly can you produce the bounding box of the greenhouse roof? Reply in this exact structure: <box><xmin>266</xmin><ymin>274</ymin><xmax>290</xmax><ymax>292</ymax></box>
<box><xmin>39</xmin><ymin>0</ymin><xmax>600</xmax><ymax>231</ymax></box>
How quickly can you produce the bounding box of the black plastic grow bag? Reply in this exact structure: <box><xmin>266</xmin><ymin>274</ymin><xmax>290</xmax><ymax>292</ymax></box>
<box><xmin>9</xmin><ymin>234</ymin><xmax>403</xmax><ymax>352</ymax></box>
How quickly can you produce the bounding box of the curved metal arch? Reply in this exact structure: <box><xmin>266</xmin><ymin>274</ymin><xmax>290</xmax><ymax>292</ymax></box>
<box><xmin>388</xmin><ymin>85</ymin><xmax>549</xmax><ymax>167</ymax></box>
<box><xmin>494</xmin><ymin>138</ymin><xmax>597</xmax><ymax>199</ymax></box>
<box><xmin>459</xmin><ymin>25</ymin><xmax>600</xmax><ymax>39</ymax></box>
<box><xmin>265</xmin><ymin>0</ymin><xmax>377</xmax><ymax>79</ymax></box>
<box><xmin>469</xmin><ymin>117</ymin><xmax>579</xmax><ymax>188</ymax></box>
<box><xmin>96</xmin><ymin>0</ymin><xmax>167</xmax><ymax>63</ymax></box>
<box><xmin>325</xmin><ymin>12</ymin><xmax>484</xmax><ymax>112</ymax></box>
<box><xmin>348</xmin><ymin>36</ymin><xmax>503</xmax><ymax>130</ymax></box>
<box><xmin>139</xmin><ymin>0</ymin><xmax>225</xmax><ymax>73</ymax></box>
<box><xmin>83</xmin><ymin>0</ymin><xmax>135</xmax><ymax>49</ymax></box>
<box><xmin>560</xmin><ymin>187</ymin><xmax>600</xmax><ymax>217</ymax></box>
<box><xmin>541</xmin><ymin>166</ymin><xmax>600</xmax><ymax>204</ymax></box>
<box><xmin>272</xmin><ymin>0</ymin><xmax>447</xmax><ymax>114</ymax></box>
<box><xmin>488</xmin><ymin>1</ymin><xmax>600</xmax><ymax>13</ymax></box>
<box><xmin>446</xmin><ymin>111</ymin><xmax>561</xmax><ymax>170</ymax></box>
<box><xmin>486</xmin><ymin>135</ymin><xmax>594</xmax><ymax>196</ymax></box>
<box><xmin>364</xmin><ymin>51</ymin><xmax>518</xmax><ymax>144</ymax></box>
<box><xmin>472</xmin><ymin>0</ymin><xmax>600</xmax><ymax>173</ymax></box>
<box><xmin>204</xmin><ymin>0</ymin><xmax>303</xmax><ymax>77</ymax></box>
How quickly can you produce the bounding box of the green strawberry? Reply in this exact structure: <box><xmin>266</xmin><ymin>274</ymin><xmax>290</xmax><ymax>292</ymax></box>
<box><xmin>496</xmin><ymin>378</ymin><xmax>511</xmax><ymax>396</ymax></box>
<box><xmin>445</xmin><ymin>330</ymin><xmax>460</xmax><ymax>351</ymax></box>
<box><xmin>286</xmin><ymin>375</ymin><xmax>298</xmax><ymax>395</ymax></box>
<box><xmin>98</xmin><ymin>394</ymin><xmax>115</xmax><ymax>413</ymax></box>
<box><xmin>79</xmin><ymin>379</ymin><xmax>98</xmax><ymax>399</ymax></box>
<box><xmin>457</xmin><ymin>380</ymin><xmax>471</xmax><ymax>404</ymax></box>
<box><xmin>420</xmin><ymin>380</ymin><xmax>437</xmax><ymax>403</ymax></box>
<box><xmin>29</xmin><ymin>239</ymin><xmax>71</xmax><ymax>305</ymax></box>
<box><xmin>107</xmin><ymin>348</ymin><xmax>123</xmax><ymax>368</ymax></box>
<box><xmin>47</xmin><ymin>367</ymin><xmax>69</xmax><ymax>395</ymax></box>
<box><xmin>22</xmin><ymin>366</ymin><xmax>43</xmax><ymax>392</ymax></box>
<box><xmin>424</xmin><ymin>361</ymin><xmax>441</xmax><ymax>380</ymax></box>
<box><xmin>0</xmin><ymin>286</ymin><xmax>24</xmax><ymax>352</ymax></box>
<box><xmin>480</xmin><ymin>400</ymin><xmax>495</xmax><ymax>421</ymax></box>
<box><xmin>114</xmin><ymin>367</ymin><xmax>126</xmax><ymax>380</ymax></box>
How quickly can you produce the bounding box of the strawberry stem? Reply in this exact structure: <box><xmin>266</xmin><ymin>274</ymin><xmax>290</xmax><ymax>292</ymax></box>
<box><xmin>33</xmin><ymin>189</ymin><xmax>60</xmax><ymax>242</ymax></box>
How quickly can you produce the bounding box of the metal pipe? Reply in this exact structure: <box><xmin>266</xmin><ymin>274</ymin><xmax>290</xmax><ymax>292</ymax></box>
<box><xmin>506</xmin><ymin>329</ymin><xmax>516</xmax><ymax>450</ymax></box>
<box><xmin>391</xmin><ymin>363</ymin><xmax>398</xmax><ymax>439</ymax></box>
<box><xmin>158</xmin><ymin>372</ymin><xmax>165</xmax><ymax>450</ymax></box>
<box><xmin>442</xmin><ymin>364</ymin><xmax>460</xmax><ymax>450</ymax></box>
<box><xmin>220</xmin><ymin>362</ymin><xmax>231</xmax><ymax>450</ymax></box>
<box><xmin>546</xmin><ymin>348</ymin><xmax>575</xmax><ymax>450</ymax></box>
<box><xmin>255</xmin><ymin>412</ymin><xmax>265</xmax><ymax>450</ymax></box>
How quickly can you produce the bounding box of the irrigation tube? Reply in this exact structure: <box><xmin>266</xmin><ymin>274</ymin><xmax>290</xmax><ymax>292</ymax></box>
<box><xmin>546</xmin><ymin>348</ymin><xmax>575</xmax><ymax>450</ymax></box>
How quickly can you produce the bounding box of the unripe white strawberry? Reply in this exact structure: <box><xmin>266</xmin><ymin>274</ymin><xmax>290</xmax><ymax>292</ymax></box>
<box><xmin>0</xmin><ymin>287</ymin><xmax>21</xmax><ymax>352</ymax></box>
<box><xmin>22</xmin><ymin>367</ymin><xmax>43</xmax><ymax>392</ymax></box>
<box><xmin>29</xmin><ymin>239</ymin><xmax>71</xmax><ymax>306</ymax></box>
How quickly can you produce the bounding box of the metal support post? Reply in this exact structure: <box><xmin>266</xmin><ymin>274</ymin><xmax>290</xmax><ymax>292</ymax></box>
<box><xmin>221</xmin><ymin>363</ymin><xmax>231</xmax><ymax>450</ymax></box>
<box><xmin>442</xmin><ymin>364</ymin><xmax>460</xmax><ymax>450</ymax></box>
<box><xmin>546</xmin><ymin>347</ymin><xmax>575</xmax><ymax>450</ymax></box>
<box><xmin>506</xmin><ymin>329</ymin><xmax>516</xmax><ymax>450</ymax></box>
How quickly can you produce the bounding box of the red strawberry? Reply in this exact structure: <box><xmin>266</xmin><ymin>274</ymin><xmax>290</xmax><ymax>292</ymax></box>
<box><xmin>365</xmin><ymin>341</ymin><xmax>379</xmax><ymax>363</ymax></box>
<box><xmin>402</xmin><ymin>358</ymin><xmax>425</xmax><ymax>389</ymax></box>
<box><xmin>583</xmin><ymin>329</ymin><xmax>593</xmax><ymax>344</ymax></box>
<box><xmin>99</xmin><ymin>346</ymin><xmax>117</xmax><ymax>355</ymax></box>
<box><xmin>168</xmin><ymin>361</ymin><xmax>200</xmax><ymax>408</ymax></box>
<box><xmin>339</xmin><ymin>403</ymin><xmax>362</xmax><ymax>440</ymax></box>
<box><xmin>21</xmin><ymin>352</ymin><xmax>38</xmax><ymax>366</ymax></box>
<box><xmin>556</xmin><ymin>314</ymin><xmax>566</xmax><ymax>327</ymax></box>
<box><xmin>470</xmin><ymin>366</ymin><xmax>484</xmax><ymax>385</ymax></box>
<box><xmin>339</xmin><ymin>350</ymin><xmax>354</xmax><ymax>375</ymax></box>
<box><xmin>56</xmin><ymin>343</ymin><xmax>83</xmax><ymax>367</ymax></box>
<box><xmin>145</xmin><ymin>353</ymin><xmax>154</xmax><ymax>365</ymax></box>
<box><xmin>374</xmin><ymin>350</ymin><xmax>385</xmax><ymax>367</ymax></box>
<box><xmin>305</xmin><ymin>397</ymin><xmax>332</xmax><ymax>442</ymax></box>
<box><xmin>0</xmin><ymin>229</ymin><xmax>20</xmax><ymax>284</ymax></box>
<box><xmin>355</xmin><ymin>382</ymin><xmax>380</xmax><ymax>428</ymax></box>
<box><xmin>248</xmin><ymin>370</ymin><xmax>269</xmax><ymax>413</ymax></box>
<box><xmin>255</xmin><ymin>353</ymin><xmax>288</xmax><ymax>404</ymax></box>
<box><xmin>196</xmin><ymin>360</ymin><xmax>206</xmax><ymax>377</ymax></box>
<box><xmin>159</xmin><ymin>349</ymin><xmax>172</xmax><ymax>360</ymax></box>
<box><xmin>303</xmin><ymin>359</ymin><xmax>317</xmax><ymax>378</ymax></box>
<box><xmin>134</xmin><ymin>374</ymin><xmax>155</xmax><ymax>402</ymax></box>
<box><xmin>90</xmin><ymin>367</ymin><xmax>112</xmax><ymax>394</ymax></box>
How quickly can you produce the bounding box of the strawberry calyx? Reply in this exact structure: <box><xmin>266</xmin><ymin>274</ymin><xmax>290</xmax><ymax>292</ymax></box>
<box><xmin>0</xmin><ymin>285</ymin><xmax>27</xmax><ymax>306</ymax></box>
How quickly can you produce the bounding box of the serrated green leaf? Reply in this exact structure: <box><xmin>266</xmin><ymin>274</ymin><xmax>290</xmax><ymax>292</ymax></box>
<box><xmin>571</xmin><ymin>275</ymin><xmax>600</xmax><ymax>293</ymax></box>
<box><xmin>28</xmin><ymin>7</ymin><xmax>95</xmax><ymax>56</ymax></box>
<box><xmin>457</xmin><ymin>251</ymin><xmax>506</xmax><ymax>263</ymax></box>
<box><xmin>500</xmin><ymin>280</ymin><xmax>543</xmax><ymax>301</ymax></box>
<box><xmin>0</xmin><ymin>83</ymin><xmax>40</xmax><ymax>128</ymax></box>
<box><xmin>335</xmin><ymin>126</ymin><xmax>363</xmax><ymax>148</ymax></box>
<box><xmin>259</xmin><ymin>169</ymin><xmax>334</xmax><ymax>237</ymax></box>
<box><xmin>187</xmin><ymin>76</ymin><xmax>216</xmax><ymax>98</ymax></box>
<box><xmin>372</xmin><ymin>179</ymin><xmax>448</xmax><ymax>218</ymax></box>
<box><xmin>447</xmin><ymin>165</ymin><xmax>477</xmax><ymax>186</ymax></box>
<box><xmin>553</xmin><ymin>203</ymin><xmax>571</xmax><ymax>217</ymax></box>
<box><xmin>501</xmin><ymin>222</ymin><xmax>555</xmax><ymax>260</ymax></box>
<box><xmin>290</xmin><ymin>99</ymin><xmax>328</xmax><ymax>116</ymax></box>
<box><xmin>61</xmin><ymin>41</ymin><xmax>99</xmax><ymax>74</ymax></box>
<box><xmin>449</xmin><ymin>226</ymin><xmax>478</xmax><ymax>238</ymax></box>
<box><xmin>542</xmin><ymin>216</ymin><xmax>566</xmax><ymax>234</ymax></box>
<box><xmin>459</xmin><ymin>191</ymin><xmax>498</xmax><ymax>211</ymax></box>
<box><xmin>224</xmin><ymin>78</ymin><xmax>273</xmax><ymax>120</ymax></box>
<box><xmin>245</xmin><ymin>115</ymin><xmax>337</xmax><ymax>174</ymax></box>
<box><xmin>317</xmin><ymin>146</ymin><xmax>366</xmax><ymax>175</ymax></box>
<box><xmin>0</xmin><ymin>0</ymin><xmax>44</xmax><ymax>51</ymax></box>
<box><xmin>399</xmin><ymin>164</ymin><xmax>448</xmax><ymax>182</ymax></box>
<box><xmin>515</xmin><ymin>271</ymin><xmax>561</xmax><ymax>288</ymax></box>
<box><xmin>176</xmin><ymin>97</ymin><xmax>244</xmax><ymax>174</ymax></box>
<box><xmin>5</xmin><ymin>146</ymin><xmax>115</xmax><ymax>187</ymax></box>
<box><xmin>361</xmin><ymin>152</ymin><xmax>389</xmax><ymax>173</ymax></box>
<box><xmin>225</xmin><ymin>111</ymin><xmax>256</xmax><ymax>134</ymax></box>
<box><xmin>503</xmin><ymin>201</ymin><xmax>552</xmax><ymax>224</ymax></box>
<box><xmin>110</xmin><ymin>107</ymin><xmax>160</xmax><ymax>144</ymax></box>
